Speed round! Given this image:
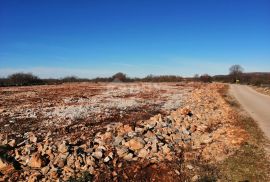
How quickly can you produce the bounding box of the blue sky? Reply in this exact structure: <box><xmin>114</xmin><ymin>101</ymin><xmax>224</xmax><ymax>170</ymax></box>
<box><xmin>0</xmin><ymin>0</ymin><xmax>269</xmax><ymax>78</ymax></box>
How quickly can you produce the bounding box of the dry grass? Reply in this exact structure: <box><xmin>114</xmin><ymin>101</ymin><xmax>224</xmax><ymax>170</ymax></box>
<box><xmin>251</xmin><ymin>85</ymin><xmax>270</xmax><ymax>97</ymax></box>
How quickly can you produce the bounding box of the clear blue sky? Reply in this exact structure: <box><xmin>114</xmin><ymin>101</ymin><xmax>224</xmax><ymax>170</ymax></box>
<box><xmin>0</xmin><ymin>0</ymin><xmax>269</xmax><ymax>78</ymax></box>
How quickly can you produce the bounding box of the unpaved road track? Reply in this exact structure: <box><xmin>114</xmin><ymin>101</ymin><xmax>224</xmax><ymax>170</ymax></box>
<box><xmin>230</xmin><ymin>84</ymin><xmax>270</xmax><ymax>140</ymax></box>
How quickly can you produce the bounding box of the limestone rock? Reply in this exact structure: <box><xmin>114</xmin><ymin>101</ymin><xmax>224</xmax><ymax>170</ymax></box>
<box><xmin>58</xmin><ymin>142</ymin><xmax>69</xmax><ymax>153</ymax></box>
<box><xmin>41</xmin><ymin>166</ymin><xmax>50</xmax><ymax>175</ymax></box>
<box><xmin>28</xmin><ymin>132</ymin><xmax>37</xmax><ymax>143</ymax></box>
<box><xmin>123</xmin><ymin>153</ymin><xmax>133</xmax><ymax>161</ymax></box>
<box><xmin>104</xmin><ymin>156</ymin><xmax>111</xmax><ymax>163</ymax></box>
<box><xmin>113</xmin><ymin>136</ymin><xmax>124</xmax><ymax>146</ymax></box>
<box><xmin>138</xmin><ymin>148</ymin><xmax>148</xmax><ymax>158</ymax></box>
<box><xmin>29</xmin><ymin>152</ymin><xmax>45</xmax><ymax>168</ymax></box>
<box><xmin>161</xmin><ymin>144</ymin><xmax>171</xmax><ymax>155</ymax></box>
<box><xmin>116</xmin><ymin>147</ymin><xmax>128</xmax><ymax>157</ymax></box>
<box><xmin>92</xmin><ymin>151</ymin><xmax>103</xmax><ymax>159</ymax></box>
<box><xmin>8</xmin><ymin>139</ymin><xmax>16</xmax><ymax>147</ymax></box>
<box><xmin>28</xmin><ymin>171</ymin><xmax>41</xmax><ymax>182</ymax></box>
<box><xmin>118</xmin><ymin>125</ymin><xmax>133</xmax><ymax>136</ymax></box>
<box><xmin>125</xmin><ymin>138</ymin><xmax>145</xmax><ymax>150</ymax></box>
<box><xmin>0</xmin><ymin>158</ymin><xmax>14</xmax><ymax>174</ymax></box>
<box><xmin>180</xmin><ymin>108</ymin><xmax>192</xmax><ymax>116</ymax></box>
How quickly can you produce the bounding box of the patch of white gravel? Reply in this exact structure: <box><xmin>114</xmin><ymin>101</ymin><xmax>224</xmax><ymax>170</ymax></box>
<box><xmin>7</xmin><ymin>83</ymin><xmax>193</xmax><ymax>126</ymax></box>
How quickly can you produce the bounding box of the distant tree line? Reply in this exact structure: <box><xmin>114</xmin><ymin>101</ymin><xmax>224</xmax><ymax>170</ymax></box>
<box><xmin>0</xmin><ymin>73</ymin><xmax>44</xmax><ymax>86</ymax></box>
<box><xmin>0</xmin><ymin>72</ymin><xmax>183</xmax><ymax>87</ymax></box>
<box><xmin>212</xmin><ymin>65</ymin><xmax>270</xmax><ymax>85</ymax></box>
<box><xmin>213</xmin><ymin>72</ymin><xmax>270</xmax><ymax>85</ymax></box>
<box><xmin>1</xmin><ymin>65</ymin><xmax>269</xmax><ymax>87</ymax></box>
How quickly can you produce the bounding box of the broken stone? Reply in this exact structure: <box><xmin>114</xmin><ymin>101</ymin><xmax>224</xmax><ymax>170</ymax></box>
<box><xmin>45</xmin><ymin>148</ymin><xmax>55</xmax><ymax>161</ymax></box>
<box><xmin>161</xmin><ymin>144</ymin><xmax>171</xmax><ymax>155</ymax></box>
<box><xmin>29</xmin><ymin>133</ymin><xmax>37</xmax><ymax>143</ymax></box>
<box><xmin>41</xmin><ymin>166</ymin><xmax>50</xmax><ymax>175</ymax></box>
<box><xmin>0</xmin><ymin>158</ymin><xmax>14</xmax><ymax>174</ymax></box>
<box><xmin>104</xmin><ymin>156</ymin><xmax>111</xmax><ymax>163</ymax></box>
<box><xmin>29</xmin><ymin>152</ymin><xmax>45</xmax><ymax>168</ymax></box>
<box><xmin>151</xmin><ymin>142</ymin><xmax>158</xmax><ymax>153</ymax></box>
<box><xmin>175</xmin><ymin>169</ymin><xmax>180</xmax><ymax>175</ymax></box>
<box><xmin>0</xmin><ymin>83</ymin><xmax>244</xmax><ymax>181</ymax></box>
<box><xmin>92</xmin><ymin>151</ymin><xmax>103</xmax><ymax>159</ymax></box>
<box><xmin>63</xmin><ymin>166</ymin><xmax>74</xmax><ymax>174</ymax></box>
<box><xmin>182</xmin><ymin>129</ymin><xmax>190</xmax><ymax>135</ymax></box>
<box><xmin>138</xmin><ymin>148</ymin><xmax>148</xmax><ymax>158</ymax></box>
<box><xmin>112</xmin><ymin>171</ymin><xmax>118</xmax><ymax>177</ymax></box>
<box><xmin>58</xmin><ymin>142</ymin><xmax>68</xmax><ymax>153</ymax></box>
<box><xmin>192</xmin><ymin>175</ymin><xmax>199</xmax><ymax>181</ymax></box>
<box><xmin>54</xmin><ymin>155</ymin><xmax>66</xmax><ymax>168</ymax></box>
<box><xmin>108</xmin><ymin>152</ymin><xmax>113</xmax><ymax>158</ymax></box>
<box><xmin>101</xmin><ymin>132</ymin><xmax>112</xmax><ymax>142</ymax></box>
<box><xmin>66</xmin><ymin>155</ymin><xmax>75</xmax><ymax>167</ymax></box>
<box><xmin>49</xmin><ymin>168</ymin><xmax>59</xmax><ymax>179</ymax></box>
<box><xmin>8</xmin><ymin>139</ymin><xmax>16</xmax><ymax>147</ymax></box>
<box><xmin>113</xmin><ymin>136</ymin><xmax>124</xmax><ymax>146</ymax></box>
<box><xmin>97</xmin><ymin>145</ymin><xmax>106</xmax><ymax>152</ymax></box>
<box><xmin>116</xmin><ymin>147</ymin><xmax>128</xmax><ymax>157</ymax></box>
<box><xmin>135</xmin><ymin>127</ymin><xmax>144</xmax><ymax>133</ymax></box>
<box><xmin>28</xmin><ymin>171</ymin><xmax>41</xmax><ymax>182</ymax></box>
<box><xmin>180</xmin><ymin>108</ymin><xmax>192</xmax><ymax>116</ymax></box>
<box><xmin>75</xmin><ymin>160</ymin><xmax>81</xmax><ymax>169</ymax></box>
<box><xmin>86</xmin><ymin>156</ymin><xmax>95</xmax><ymax>166</ymax></box>
<box><xmin>123</xmin><ymin>153</ymin><xmax>133</xmax><ymax>161</ymax></box>
<box><xmin>118</xmin><ymin>125</ymin><xmax>133</xmax><ymax>136</ymax></box>
<box><xmin>187</xmin><ymin>164</ymin><xmax>194</xmax><ymax>170</ymax></box>
<box><xmin>125</xmin><ymin>138</ymin><xmax>145</xmax><ymax>150</ymax></box>
<box><xmin>127</xmin><ymin>131</ymin><xmax>137</xmax><ymax>137</ymax></box>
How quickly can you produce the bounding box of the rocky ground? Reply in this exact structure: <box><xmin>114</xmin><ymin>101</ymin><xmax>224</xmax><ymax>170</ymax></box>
<box><xmin>0</xmin><ymin>82</ymin><xmax>248</xmax><ymax>181</ymax></box>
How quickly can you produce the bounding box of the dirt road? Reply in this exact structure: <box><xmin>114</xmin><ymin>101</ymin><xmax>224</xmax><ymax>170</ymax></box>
<box><xmin>230</xmin><ymin>84</ymin><xmax>270</xmax><ymax>140</ymax></box>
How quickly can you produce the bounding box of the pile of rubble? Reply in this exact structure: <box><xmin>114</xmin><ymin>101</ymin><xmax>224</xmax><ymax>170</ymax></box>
<box><xmin>0</xmin><ymin>84</ymin><xmax>247</xmax><ymax>181</ymax></box>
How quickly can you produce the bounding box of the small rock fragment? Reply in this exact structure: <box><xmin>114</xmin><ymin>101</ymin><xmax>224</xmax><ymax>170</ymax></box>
<box><xmin>0</xmin><ymin>158</ymin><xmax>14</xmax><ymax>174</ymax></box>
<box><xmin>8</xmin><ymin>139</ymin><xmax>16</xmax><ymax>147</ymax></box>
<box><xmin>58</xmin><ymin>142</ymin><xmax>69</xmax><ymax>153</ymax></box>
<box><xmin>125</xmin><ymin>138</ymin><xmax>145</xmax><ymax>150</ymax></box>
<box><xmin>92</xmin><ymin>151</ymin><xmax>103</xmax><ymax>159</ymax></box>
<box><xmin>104</xmin><ymin>156</ymin><xmax>111</xmax><ymax>163</ymax></box>
<box><xmin>138</xmin><ymin>148</ymin><xmax>148</xmax><ymax>158</ymax></box>
<box><xmin>174</xmin><ymin>169</ymin><xmax>180</xmax><ymax>175</ymax></box>
<box><xmin>29</xmin><ymin>152</ymin><xmax>45</xmax><ymax>168</ymax></box>
<box><xmin>187</xmin><ymin>164</ymin><xmax>194</xmax><ymax>170</ymax></box>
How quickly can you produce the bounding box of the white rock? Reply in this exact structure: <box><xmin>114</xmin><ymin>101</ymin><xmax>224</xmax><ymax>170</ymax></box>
<box><xmin>123</xmin><ymin>153</ymin><xmax>133</xmax><ymax>161</ymax></box>
<box><xmin>187</xmin><ymin>164</ymin><xmax>194</xmax><ymax>170</ymax></box>
<box><xmin>104</xmin><ymin>156</ymin><xmax>111</xmax><ymax>163</ymax></box>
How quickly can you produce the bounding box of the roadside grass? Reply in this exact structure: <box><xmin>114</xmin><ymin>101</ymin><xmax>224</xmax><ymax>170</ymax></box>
<box><xmin>217</xmin><ymin>84</ymin><xmax>270</xmax><ymax>181</ymax></box>
<box><xmin>251</xmin><ymin>85</ymin><xmax>270</xmax><ymax>97</ymax></box>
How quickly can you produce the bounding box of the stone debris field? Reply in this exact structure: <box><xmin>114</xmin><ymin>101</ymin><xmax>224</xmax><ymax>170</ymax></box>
<box><xmin>0</xmin><ymin>82</ymin><xmax>247</xmax><ymax>181</ymax></box>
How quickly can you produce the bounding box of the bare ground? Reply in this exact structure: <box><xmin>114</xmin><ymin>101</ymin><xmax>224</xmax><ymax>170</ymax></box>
<box><xmin>0</xmin><ymin>82</ymin><xmax>268</xmax><ymax>181</ymax></box>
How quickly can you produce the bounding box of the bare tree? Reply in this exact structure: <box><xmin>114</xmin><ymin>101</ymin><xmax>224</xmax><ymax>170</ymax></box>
<box><xmin>229</xmin><ymin>65</ymin><xmax>244</xmax><ymax>82</ymax></box>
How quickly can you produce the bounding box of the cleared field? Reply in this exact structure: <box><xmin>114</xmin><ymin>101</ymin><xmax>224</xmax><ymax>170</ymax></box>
<box><xmin>0</xmin><ymin>82</ymin><xmax>264</xmax><ymax>181</ymax></box>
<box><xmin>0</xmin><ymin>82</ymin><xmax>192</xmax><ymax>140</ymax></box>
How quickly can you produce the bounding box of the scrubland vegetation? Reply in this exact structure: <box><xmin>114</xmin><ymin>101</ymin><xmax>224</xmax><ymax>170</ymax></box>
<box><xmin>1</xmin><ymin>65</ymin><xmax>269</xmax><ymax>87</ymax></box>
